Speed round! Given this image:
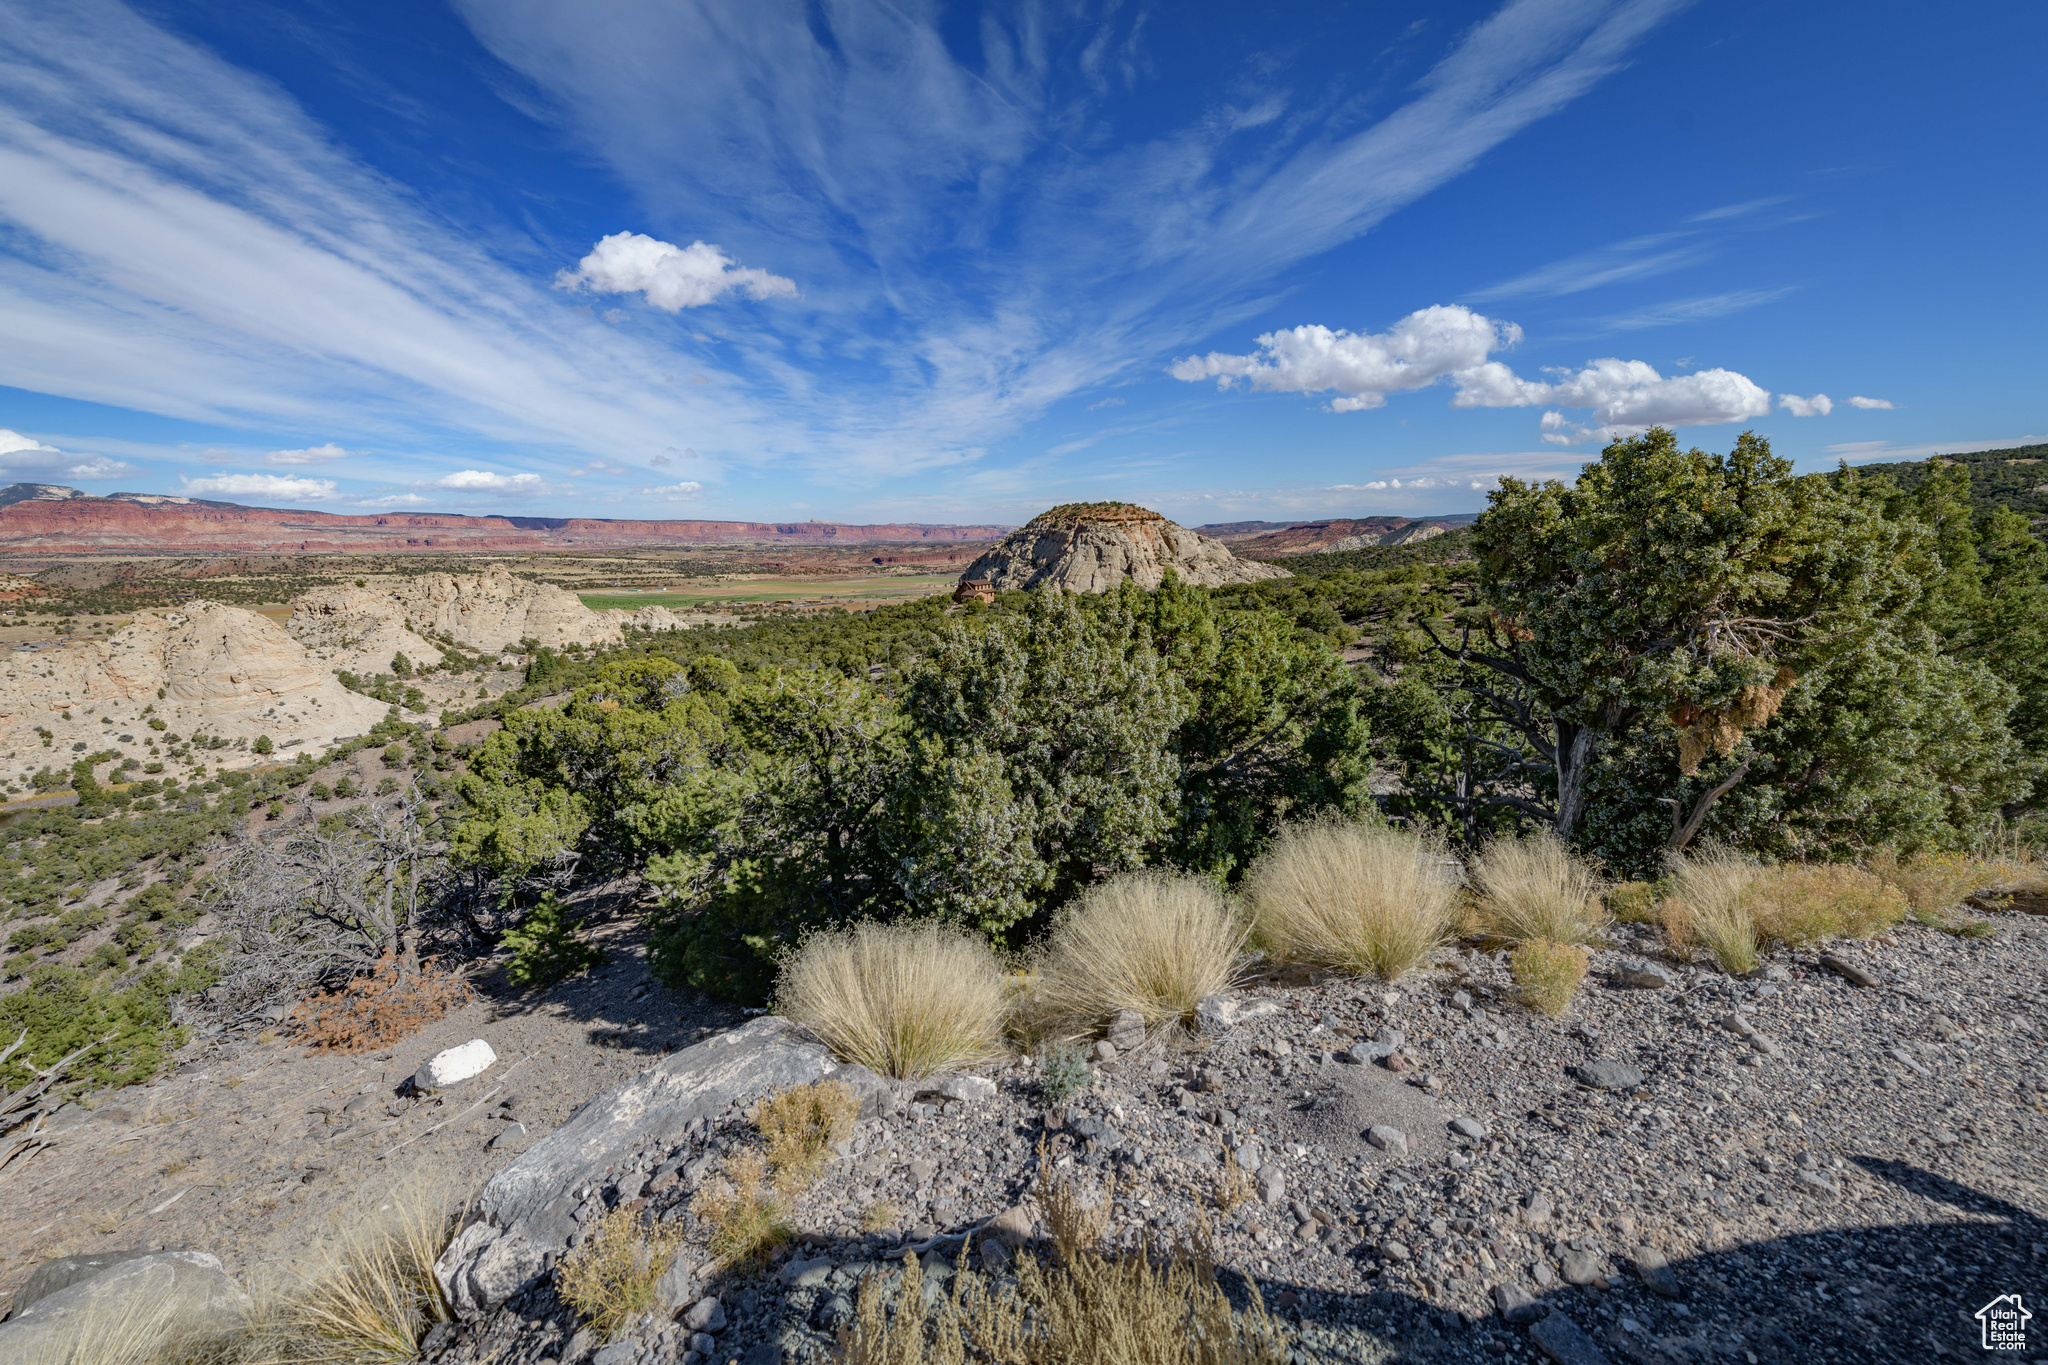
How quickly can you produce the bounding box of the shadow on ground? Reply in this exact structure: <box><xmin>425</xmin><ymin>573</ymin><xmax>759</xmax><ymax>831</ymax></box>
<box><xmin>1211</xmin><ymin>1155</ymin><xmax>2046</xmax><ymax>1364</ymax></box>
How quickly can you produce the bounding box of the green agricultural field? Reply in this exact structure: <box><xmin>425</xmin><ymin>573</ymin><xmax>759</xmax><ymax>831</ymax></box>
<box><xmin>579</xmin><ymin>573</ymin><xmax>958</xmax><ymax>609</ymax></box>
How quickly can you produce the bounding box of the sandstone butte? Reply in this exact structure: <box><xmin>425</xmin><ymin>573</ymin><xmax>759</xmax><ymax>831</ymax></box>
<box><xmin>957</xmin><ymin>502</ymin><xmax>1293</xmax><ymax>594</ymax></box>
<box><xmin>0</xmin><ymin>485</ymin><xmax>1009</xmax><ymax>555</ymax></box>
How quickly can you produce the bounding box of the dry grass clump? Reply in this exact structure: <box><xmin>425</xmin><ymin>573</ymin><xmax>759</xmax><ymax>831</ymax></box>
<box><xmin>838</xmin><ymin>1149</ymin><xmax>1296</xmax><ymax>1365</ymax></box>
<box><xmin>1659</xmin><ymin>847</ymin><xmax>1760</xmax><ymax>975</ymax></box>
<box><xmin>1749</xmin><ymin>864</ymin><xmax>1907</xmax><ymax>946</ymax></box>
<box><xmin>1866</xmin><ymin>848</ymin><xmax>2036</xmax><ymax>914</ymax></box>
<box><xmin>295</xmin><ymin>955</ymin><xmax>471</xmax><ymax>1054</ymax></box>
<box><xmin>778</xmin><ymin>921</ymin><xmax>1008</xmax><ymax>1081</ymax></box>
<box><xmin>1604</xmin><ymin>881</ymin><xmax>1659</xmax><ymax>924</ymax></box>
<box><xmin>262</xmin><ymin>1182</ymin><xmax>461</xmax><ymax>1364</ymax></box>
<box><xmin>557</xmin><ymin>1204</ymin><xmax>685</xmax><ymax>1342</ymax></box>
<box><xmin>692</xmin><ymin>1149</ymin><xmax>794</xmax><ymax>1275</ymax></box>
<box><xmin>1032</xmin><ymin>872</ymin><xmax>1247</xmax><ymax>1036</ymax></box>
<box><xmin>1471</xmin><ymin>832</ymin><xmax>1606</xmax><ymax>946</ymax></box>
<box><xmin>13</xmin><ymin>1293</ymin><xmax>246</xmax><ymax>1365</ymax></box>
<box><xmin>1242</xmin><ymin>819</ymin><xmax>1458</xmax><ymax>980</ymax></box>
<box><xmin>1509</xmin><ymin>941</ymin><xmax>1588</xmax><ymax>1017</ymax></box>
<box><xmin>756</xmin><ymin>1079</ymin><xmax>860</xmax><ymax>1192</ymax></box>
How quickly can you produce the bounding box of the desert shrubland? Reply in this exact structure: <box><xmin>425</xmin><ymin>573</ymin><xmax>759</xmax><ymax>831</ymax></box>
<box><xmin>1242</xmin><ymin>819</ymin><xmax>1458</xmax><ymax>980</ymax></box>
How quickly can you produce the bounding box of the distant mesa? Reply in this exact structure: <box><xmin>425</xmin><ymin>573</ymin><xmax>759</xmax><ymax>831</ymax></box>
<box><xmin>958</xmin><ymin>502</ymin><xmax>1291</xmax><ymax>595</ymax></box>
<box><xmin>0</xmin><ymin>483</ymin><xmax>1010</xmax><ymax>555</ymax></box>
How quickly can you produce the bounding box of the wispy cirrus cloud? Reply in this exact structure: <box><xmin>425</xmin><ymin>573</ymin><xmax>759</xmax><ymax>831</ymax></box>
<box><xmin>0</xmin><ymin>0</ymin><xmax>779</xmax><ymax>480</ymax></box>
<box><xmin>1576</xmin><ymin>286</ymin><xmax>1796</xmax><ymax>332</ymax></box>
<box><xmin>457</xmin><ymin>0</ymin><xmax>1692</xmax><ymax>463</ymax></box>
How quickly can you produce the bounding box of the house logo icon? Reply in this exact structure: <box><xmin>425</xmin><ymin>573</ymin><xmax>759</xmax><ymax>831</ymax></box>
<box><xmin>1976</xmin><ymin>1294</ymin><xmax>2031</xmax><ymax>1351</ymax></box>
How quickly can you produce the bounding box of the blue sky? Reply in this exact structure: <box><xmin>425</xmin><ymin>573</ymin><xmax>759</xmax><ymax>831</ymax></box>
<box><xmin>0</xmin><ymin>0</ymin><xmax>2041</xmax><ymax>525</ymax></box>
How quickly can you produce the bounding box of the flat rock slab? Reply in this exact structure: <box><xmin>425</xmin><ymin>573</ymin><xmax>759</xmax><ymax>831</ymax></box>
<box><xmin>1571</xmin><ymin>1061</ymin><xmax>1645</xmax><ymax>1091</ymax></box>
<box><xmin>0</xmin><ymin>1252</ymin><xmax>246</xmax><ymax>1365</ymax></box>
<box><xmin>440</xmin><ymin>1016</ymin><xmax>847</xmax><ymax>1316</ymax></box>
<box><xmin>8</xmin><ymin>1248</ymin><xmax>171</xmax><ymax>1317</ymax></box>
<box><xmin>1529</xmin><ymin>1310</ymin><xmax>1612</xmax><ymax>1365</ymax></box>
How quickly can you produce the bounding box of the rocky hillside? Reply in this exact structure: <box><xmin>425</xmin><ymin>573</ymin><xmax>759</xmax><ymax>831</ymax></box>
<box><xmin>0</xmin><ymin>601</ymin><xmax>388</xmax><ymax>788</ymax></box>
<box><xmin>0</xmin><ymin>484</ymin><xmax>1008</xmax><ymax>557</ymax></box>
<box><xmin>1216</xmin><ymin>515</ymin><xmax>1476</xmax><ymax>557</ymax></box>
<box><xmin>959</xmin><ymin>503</ymin><xmax>1291</xmax><ymax>593</ymax></box>
<box><xmin>288</xmin><ymin>568</ymin><xmax>691</xmax><ymax>670</ymax></box>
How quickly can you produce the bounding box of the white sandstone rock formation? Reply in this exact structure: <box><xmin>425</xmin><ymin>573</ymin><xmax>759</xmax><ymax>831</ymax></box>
<box><xmin>958</xmin><ymin>503</ymin><xmax>1290</xmax><ymax>594</ymax></box>
<box><xmin>292</xmin><ymin>567</ymin><xmax>617</xmax><ymax>659</ymax></box>
<box><xmin>0</xmin><ymin>601</ymin><xmax>388</xmax><ymax>789</ymax></box>
<box><xmin>286</xmin><ymin>585</ymin><xmax>445</xmax><ymax>675</ymax></box>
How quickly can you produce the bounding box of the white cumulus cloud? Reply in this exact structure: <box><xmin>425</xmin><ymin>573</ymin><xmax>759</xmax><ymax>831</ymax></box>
<box><xmin>423</xmin><ymin>470</ymin><xmax>546</xmax><ymax>493</ymax></box>
<box><xmin>556</xmin><ymin>233</ymin><xmax>797</xmax><ymax>312</ymax></box>
<box><xmin>0</xmin><ymin>428</ymin><xmax>136</xmax><ymax>480</ymax></box>
<box><xmin>265</xmin><ymin>442</ymin><xmax>351</xmax><ymax>465</ymax></box>
<box><xmin>1173</xmin><ymin>307</ymin><xmax>1776</xmax><ymax>444</ymax></box>
<box><xmin>1169</xmin><ymin>306</ymin><xmax>1522</xmax><ymax>412</ymax></box>
<box><xmin>180</xmin><ymin>472</ymin><xmax>337</xmax><ymax>501</ymax></box>
<box><xmin>640</xmin><ymin>481</ymin><xmax>704</xmax><ymax>499</ymax></box>
<box><xmin>1848</xmin><ymin>396</ymin><xmax>1896</xmax><ymax>410</ymax></box>
<box><xmin>1778</xmin><ymin>393</ymin><xmax>1832</xmax><ymax>417</ymax></box>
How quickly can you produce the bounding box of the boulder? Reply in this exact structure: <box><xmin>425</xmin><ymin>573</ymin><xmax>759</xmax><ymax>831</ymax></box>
<box><xmin>439</xmin><ymin>1016</ymin><xmax>840</xmax><ymax>1317</ymax></box>
<box><xmin>923</xmin><ymin>1074</ymin><xmax>996</xmax><ymax>1105</ymax></box>
<box><xmin>414</xmin><ymin>1039</ymin><xmax>497</xmax><ymax>1092</ymax></box>
<box><xmin>0</xmin><ymin>1251</ymin><xmax>247</xmax><ymax>1365</ymax></box>
<box><xmin>9</xmin><ymin>1248</ymin><xmax>168</xmax><ymax>1318</ymax></box>
<box><xmin>1610</xmin><ymin>960</ymin><xmax>1675</xmax><ymax>990</ymax></box>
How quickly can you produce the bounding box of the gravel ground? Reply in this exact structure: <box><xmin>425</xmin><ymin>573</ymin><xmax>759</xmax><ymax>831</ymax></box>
<box><xmin>0</xmin><ymin>901</ymin><xmax>741</xmax><ymax>1305</ymax></box>
<box><xmin>439</xmin><ymin>911</ymin><xmax>2048</xmax><ymax>1365</ymax></box>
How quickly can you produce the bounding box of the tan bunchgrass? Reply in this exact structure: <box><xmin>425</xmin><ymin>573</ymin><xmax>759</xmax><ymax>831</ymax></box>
<box><xmin>556</xmin><ymin>1204</ymin><xmax>685</xmax><ymax>1342</ymax></box>
<box><xmin>1749</xmin><ymin>864</ymin><xmax>1907</xmax><ymax>947</ymax></box>
<box><xmin>838</xmin><ymin>1146</ymin><xmax>1301</xmax><ymax>1365</ymax></box>
<box><xmin>4</xmin><ymin>1290</ymin><xmax>245</xmax><ymax>1365</ymax></box>
<box><xmin>1662</xmin><ymin>847</ymin><xmax>1760</xmax><ymax>976</ymax></box>
<box><xmin>1471</xmin><ymin>831</ymin><xmax>1606</xmax><ymax>946</ymax></box>
<box><xmin>777</xmin><ymin>921</ymin><xmax>1008</xmax><ymax>1081</ymax></box>
<box><xmin>266</xmin><ymin>1180</ymin><xmax>462</xmax><ymax>1364</ymax></box>
<box><xmin>754</xmin><ymin>1079</ymin><xmax>860</xmax><ymax>1192</ymax></box>
<box><xmin>1509</xmin><ymin>940</ymin><xmax>1589</xmax><ymax>1017</ymax></box>
<box><xmin>1031</xmin><ymin>872</ymin><xmax>1247</xmax><ymax>1038</ymax></box>
<box><xmin>1242</xmin><ymin>819</ymin><xmax>1458</xmax><ymax>980</ymax></box>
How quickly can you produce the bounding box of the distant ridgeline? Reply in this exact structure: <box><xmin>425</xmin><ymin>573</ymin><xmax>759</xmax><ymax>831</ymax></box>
<box><xmin>1849</xmin><ymin>442</ymin><xmax>2048</xmax><ymax>524</ymax></box>
<box><xmin>1247</xmin><ymin>525</ymin><xmax>1476</xmax><ymax>577</ymax></box>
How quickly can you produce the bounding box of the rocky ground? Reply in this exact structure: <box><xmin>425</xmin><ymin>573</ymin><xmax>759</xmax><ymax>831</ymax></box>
<box><xmin>431</xmin><ymin>912</ymin><xmax>2048</xmax><ymax>1365</ymax></box>
<box><xmin>7</xmin><ymin>909</ymin><xmax>2046</xmax><ymax>1365</ymax></box>
<box><xmin>0</xmin><ymin>906</ymin><xmax>742</xmax><ymax>1307</ymax></box>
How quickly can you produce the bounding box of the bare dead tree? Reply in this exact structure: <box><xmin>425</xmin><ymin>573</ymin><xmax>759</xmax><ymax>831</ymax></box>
<box><xmin>1</xmin><ymin>1029</ymin><xmax>113</xmax><ymax>1178</ymax></box>
<box><xmin>191</xmin><ymin>787</ymin><xmax>451</xmax><ymax>1026</ymax></box>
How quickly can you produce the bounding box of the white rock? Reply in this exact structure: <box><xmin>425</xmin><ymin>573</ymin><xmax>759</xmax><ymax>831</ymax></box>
<box><xmin>415</xmin><ymin>1039</ymin><xmax>497</xmax><ymax>1092</ymax></box>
